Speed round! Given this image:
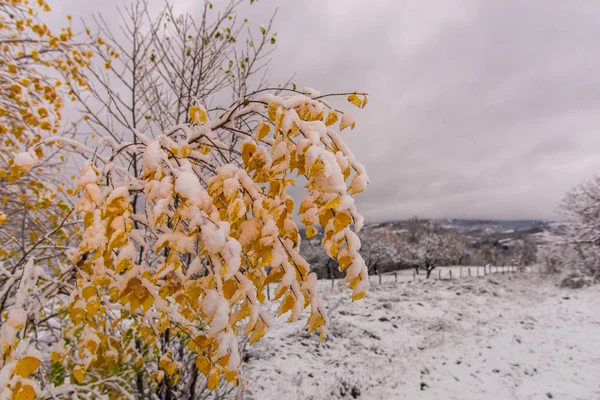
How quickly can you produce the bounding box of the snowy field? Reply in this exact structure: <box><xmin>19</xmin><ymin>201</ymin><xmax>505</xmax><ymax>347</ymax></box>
<box><xmin>242</xmin><ymin>270</ymin><xmax>600</xmax><ymax>400</ymax></box>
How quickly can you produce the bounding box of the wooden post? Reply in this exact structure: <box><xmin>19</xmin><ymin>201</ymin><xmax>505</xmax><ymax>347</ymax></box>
<box><xmin>468</xmin><ymin>267</ymin><xmax>471</xmax><ymax>277</ymax></box>
<box><xmin>449</xmin><ymin>270</ymin><xmax>453</xmax><ymax>280</ymax></box>
<box><xmin>331</xmin><ymin>277</ymin><xmax>334</xmax><ymax>289</ymax></box>
<box><xmin>460</xmin><ymin>267</ymin><xmax>463</xmax><ymax>278</ymax></box>
<box><xmin>438</xmin><ymin>269</ymin><xmax>441</xmax><ymax>280</ymax></box>
<box><xmin>394</xmin><ymin>271</ymin><xmax>397</xmax><ymax>283</ymax></box>
<box><xmin>413</xmin><ymin>269</ymin><xmax>416</xmax><ymax>279</ymax></box>
<box><xmin>378</xmin><ymin>273</ymin><xmax>382</xmax><ymax>285</ymax></box>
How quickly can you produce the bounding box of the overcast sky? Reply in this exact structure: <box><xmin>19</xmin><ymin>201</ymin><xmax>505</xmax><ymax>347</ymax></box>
<box><xmin>52</xmin><ymin>0</ymin><xmax>600</xmax><ymax>222</ymax></box>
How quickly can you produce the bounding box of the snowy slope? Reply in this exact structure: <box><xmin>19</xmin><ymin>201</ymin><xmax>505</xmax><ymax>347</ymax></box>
<box><xmin>241</xmin><ymin>273</ymin><xmax>600</xmax><ymax>400</ymax></box>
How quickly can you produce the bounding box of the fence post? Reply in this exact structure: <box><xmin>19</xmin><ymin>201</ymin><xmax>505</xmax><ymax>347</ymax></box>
<box><xmin>460</xmin><ymin>267</ymin><xmax>463</xmax><ymax>278</ymax></box>
<box><xmin>468</xmin><ymin>267</ymin><xmax>471</xmax><ymax>277</ymax></box>
<box><xmin>394</xmin><ymin>271</ymin><xmax>397</xmax><ymax>283</ymax></box>
<box><xmin>438</xmin><ymin>269</ymin><xmax>441</xmax><ymax>280</ymax></box>
<box><xmin>331</xmin><ymin>277</ymin><xmax>334</xmax><ymax>289</ymax></box>
<box><xmin>449</xmin><ymin>270</ymin><xmax>453</xmax><ymax>280</ymax></box>
<box><xmin>413</xmin><ymin>269</ymin><xmax>416</xmax><ymax>279</ymax></box>
<box><xmin>378</xmin><ymin>273</ymin><xmax>382</xmax><ymax>285</ymax></box>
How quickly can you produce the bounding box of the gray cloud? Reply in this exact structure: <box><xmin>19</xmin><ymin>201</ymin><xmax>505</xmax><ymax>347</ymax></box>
<box><xmin>52</xmin><ymin>0</ymin><xmax>600</xmax><ymax>222</ymax></box>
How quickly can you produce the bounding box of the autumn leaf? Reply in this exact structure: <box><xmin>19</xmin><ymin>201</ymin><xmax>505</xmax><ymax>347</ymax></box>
<box><xmin>325</xmin><ymin>112</ymin><xmax>338</xmax><ymax>126</ymax></box>
<box><xmin>207</xmin><ymin>368</ymin><xmax>221</xmax><ymax>390</ymax></box>
<box><xmin>73</xmin><ymin>366</ymin><xmax>85</xmax><ymax>383</ymax></box>
<box><xmin>15</xmin><ymin>356</ymin><xmax>42</xmax><ymax>378</ymax></box>
<box><xmin>305</xmin><ymin>226</ymin><xmax>318</xmax><ymax>239</ymax></box>
<box><xmin>189</xmin><ymin>105</ymin><xmax>207</xmax><ymax>124</ymax></box>
<box><xmin>256</xmin><ymin>120</ymin><xmax>270</xmax><ymax>140</ymax></box>
<box><xmin>347</xmin><ymin>93</ymin><xmax>361</xmax><ymax>107</ymax></box>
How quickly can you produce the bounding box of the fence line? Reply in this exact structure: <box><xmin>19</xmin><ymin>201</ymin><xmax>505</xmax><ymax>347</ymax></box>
<box><xmin>359</xmin><ymin>264</ymin><xmax>526</xmax><ymax>286</ymax></box>
<box><xmin>263</xmin><ymin>265</ymin><xmax>532</xmax><ymax>294</ymax></box>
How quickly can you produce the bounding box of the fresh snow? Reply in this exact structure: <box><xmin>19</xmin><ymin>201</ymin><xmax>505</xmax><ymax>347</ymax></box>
<box><xmin>241</xmin><ymin>271</ymin><xmax>600</xmax><ymax>400</ymax></box>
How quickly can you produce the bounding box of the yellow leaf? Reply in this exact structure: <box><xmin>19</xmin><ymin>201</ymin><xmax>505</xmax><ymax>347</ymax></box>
<box><xmin>264</xmin><ymin>267</ymin><xmax>284</xmax><ymax>286</ymax></box>
<box><xmin>51</xmin><ymin>351</ymin><xmax>62</xmax><ymax>363</ymax></box>
<box><xmin>352</xmin><ymin>291</ymin><xmax>366</xmax><ymax>301</ymax></box>
<box><xmin>82</xmin><ymin>286</ymin><xmax>96</xmax><ymax>300</ymax></box>
<box><xmin>86</xmin><ymin>299</ymin><xmax>100</xmax><ymax>318</ymax></box>
<box><xmin>347</xmin><ymin>93</ymin><xmax>361</xmax><ymax>107</ymax></box>
<box><xmin>256</xmin><ymin>120</ymin><xmax>270</xmax><ymax>140</ymax></box>
<box><xmin>142</xmin><ymin>295</ymin><xmax>154</xmax><ymax>313</ymax></box>
<box><xmin>217</xmin><ymin>354</ymin><xmax>230</xmax><ymax>367</ymax></box>
<box><xmin>361</xmin><ymin>95</ymin><xmax>368</xmax><ymax>108</ymax></box>
<box><xmin>277</xmin><ymin>294</ymin><xmax>295</xmax><ymax>316</ymax></box>
<box><xmin>249</xmin><ymin>320</ymin><xmax>267</xmax><ymax>344</ymax></box>
<box><xmin>241</xmin><ymin>141</ymin><xmax>256</xmax><ymax>167</ymax></box>
<box><xmin>129</xmin><ymin>295</ymin><xmax>140</xmax><ymax>313</ymax></box>
<box><xmin>195</xmin><ymin>356</ymin><xmax>211</xmax><ymax>376</ymax></box>
<box><xmin>268</xmin><ymin>103</ymin><xmax>278</xmax><ymax>122</ymax></box>
<box><xmin>334</xmin><ymin>212</ymin><xmax>352</xmax><ymax>232</ymax></box>
<box><xmin>307</xmin><ymin>313</ymin><xmax>324</xmax><ymax>334</ymax></box>
<box><xmin>70</xmin><ymin>306</ymin><xmax>85</xmax><ymax>324</ymax></box>
<box><xmin>200</xmin><ymin>144</ymin><xmax>211</xmax><ymax>155</ymax></box>
<box><xmin>223</xmin><ymin>279</ymin><xmax>238</xmax><ymax>300</ymax></box>
<box><xmin>323</xmin><ymin>196</ymin><xmax>341</xmax><ymax>211</ymax></box>
<box><xmin>14</xmin><ymin>384</ymin><xmax>36</xmax><ymax>400</ymax></box>
<box><xmin>224</xmin><ymin>370</ymin><xmax>238</xmax><ymax>383</ymax></box>
<box><xmin>73</xmin><ymin>366</ymin><xmax>85</xmax><ymax>383</ymax></box>
<box><xmin>305</xmin><ymin>226</ymin><xmax>317</xmax><ymax>239</ymax></box>
<box><xmin>338</xmin><ymin>255</ymin><xmax>352</xmax><ymax>271</ymax></box>
<box><xmin>0</xmin><ymin>213</ymin><xmax>7</xmax><ymax>224</ymax></box>
<box><xmin>207</xmin><ymin>368</ymin><xmax>221</xmax><ymax>390</ymax></box>
<box><xmin>15</xmin><ymin>356</ymin><xmax>41</xmax><ymax>378</ymax></box>
<box><xmin>330</xmin><ymin>244</ymin><xmax>339</xmax><ymax>259</ymax></box>
<box><xmin>325</xmin><ymin>112</ymin><xmax>338</xmax><ymax>126</ymax></box>
<box><xmin>189</xmin><ymin>105</ymin><xmax>207</xmax><ymax>124</ymax></box>
<box><xmin>180</xmin><ymin>144</ymin><xmax>192</xmax><ymax>158</ymax></box>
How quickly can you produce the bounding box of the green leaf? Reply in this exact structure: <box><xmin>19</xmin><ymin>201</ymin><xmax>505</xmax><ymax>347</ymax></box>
<box><xmin>270</xmin><ymin>37</ymin><xmax>276</xmax><ymax>45</ymax></box>
<box><xmin>50</xmin><ymin>362</ymin><xmax>66</xmax><ymax>386</ymax></box>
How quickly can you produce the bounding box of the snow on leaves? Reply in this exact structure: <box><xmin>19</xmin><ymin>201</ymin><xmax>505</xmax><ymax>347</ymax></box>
<box><xmin>34</xmin><ymin>90</ymin><xmax>371</xmax><ymax>393</ymax></box>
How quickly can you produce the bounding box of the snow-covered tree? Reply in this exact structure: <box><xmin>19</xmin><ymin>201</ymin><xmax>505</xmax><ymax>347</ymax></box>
<box><xmin>551</xmin><ymin>176</ymin><xmax>600</xmax><ymax>282</ymax></box>
<box><xmin>61</xmin><ymin>89</ymin><xmax>367</xmax><ymax>396</ymax></box>
<box><xmin>0</xmin><ymin>2</ymin><xmax>102</xmax><ymax>399</ymax></box>
<box><xmin>12</xmin><ymin>81</ymin><xmax>370</xmax><ymax>399</ymax></box>
<box><xmin>561</xmin><ymin>176</ymin><xmax>600</xmax><ymax>245</ymax></box>
<box><xmin>537</xmin><ymin>176</ymin><xmax>600</xmax><ymax>286</ymax></box>
<box><xmin>403</xmin><ymin>221</ymin><xmax>464</xmax><ymax>278</ymax></box>
<box><xmin>3</xmin><ymin>2</ymin><xmax>371</xmax><ymax>399</ymax></box>
<box><xmin>358</xmin><ymin>226</ymin><xmax>404</xmax><ymax>275</ymax></box>
<box><xmin>66</xmin><ymin>2</ymin><xmax>285</xmax><ymax>397</ymax></box>
<box><xmin>540</xmin><ymin>241</ymin><xmax>599</xmax><ymax>287</ymax></box>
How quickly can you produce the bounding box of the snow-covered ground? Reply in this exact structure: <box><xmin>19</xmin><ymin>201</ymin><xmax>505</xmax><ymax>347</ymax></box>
<box><xmin>242</xmin><ymin>271</ymin><xmax>600</xmax><ymax>400</ymax></box>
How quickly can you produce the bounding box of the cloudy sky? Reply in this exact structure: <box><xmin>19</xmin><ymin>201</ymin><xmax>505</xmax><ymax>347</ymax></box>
<box><xmin>53</xmin><ymin>0</ymin><xmax>600</xmax><ymax>222</ymax></box>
